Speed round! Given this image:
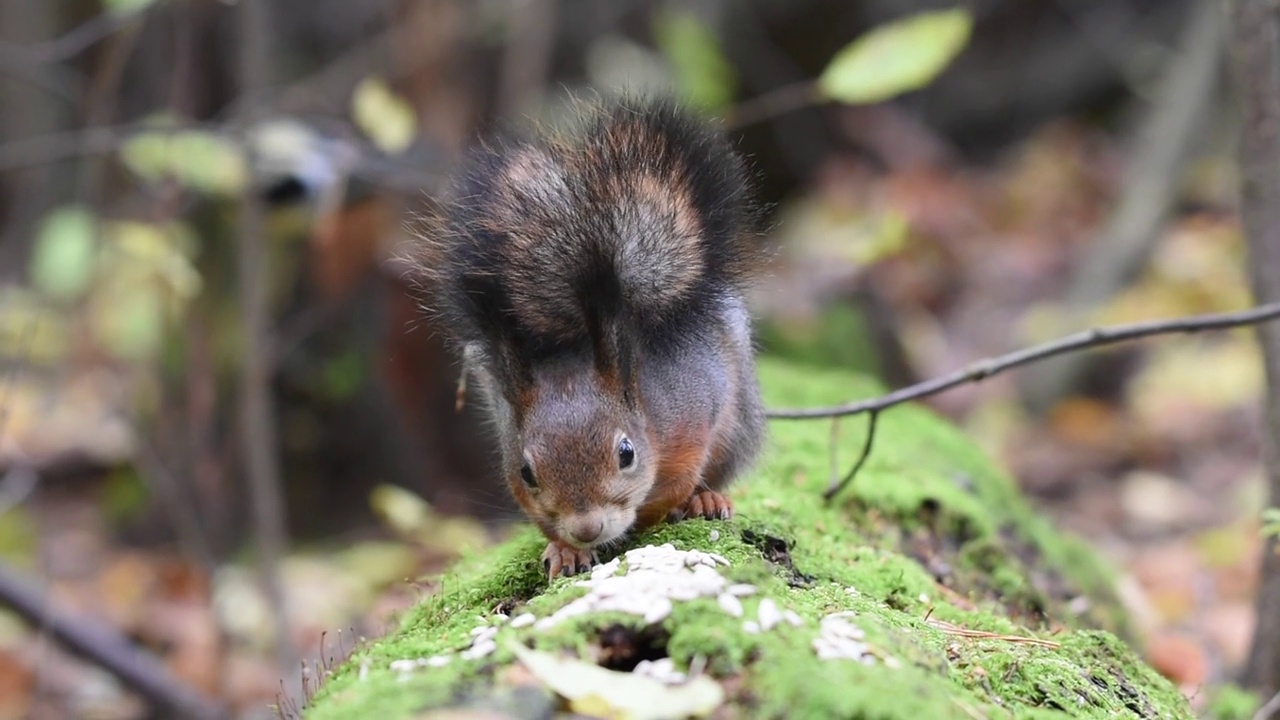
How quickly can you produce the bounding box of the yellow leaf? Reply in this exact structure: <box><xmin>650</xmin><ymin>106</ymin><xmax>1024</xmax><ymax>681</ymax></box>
<box><xmin>370</xmin><ymin>483</ymin><xmax>432</xmax><ymax>536</ymax></box>
<box><xmin>0</xmin><ymin>288</ymin><xmax>71</xmax><ymax>364</ymax></box>
<box><xmin>352</xmin><ymin>78</ymin><xmax>417</xmax><ymax>154</ymax></box>
<box><xmin>369</xmin><ymin>484</ymin><xmax>489</xmax><ymax>554</ymax></box>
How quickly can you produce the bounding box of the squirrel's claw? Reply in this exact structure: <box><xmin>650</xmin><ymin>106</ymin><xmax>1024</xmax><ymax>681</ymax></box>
<box><xmin>542</xmin><ymin>540</ymin><xmax>597</xmax><ymax>578</ymax></box>
<box><xmin>669</xmin><ymin>490</ymin><xmax>734</xmax><ymax>523</ymax></box>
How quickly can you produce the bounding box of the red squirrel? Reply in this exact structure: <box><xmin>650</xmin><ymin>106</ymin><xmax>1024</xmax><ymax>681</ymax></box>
<box><xmin>418</xmin><ymin>97</ymin><xmax>767</xmax><ymax>578</ymax></box>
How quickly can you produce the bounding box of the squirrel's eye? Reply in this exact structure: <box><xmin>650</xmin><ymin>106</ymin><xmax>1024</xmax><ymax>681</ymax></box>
<box><xmin>520</xmin><ymin>462</ymin><xmax>537</xmax><ymax>488</ymax></box>
<box><xmin>618</xmin><ymin>437</ymin><xmax>636</xmax><ymax>470</ymax></box>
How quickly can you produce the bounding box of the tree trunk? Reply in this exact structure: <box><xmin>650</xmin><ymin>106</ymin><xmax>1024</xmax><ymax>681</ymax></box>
<box><xmin>1230</xmin><ymin>0</ymin><xmax>1280</xmax><ymax>701</ymax></box>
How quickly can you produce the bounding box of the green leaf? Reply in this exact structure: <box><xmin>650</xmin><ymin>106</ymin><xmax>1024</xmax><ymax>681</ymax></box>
<box><xmin>818</xmin><ymin>8</ymin><xmax>973</xmax><ymax>105</ymax></box>
<box><xmin>29</xmin><ymin>205</ymin><xmax>98</xmax><ymax>302</ymax></box>
<box><xmin>351</xmin><ymin>77</ymin><xmax>417</xmax><ymax>155</ymax></box>
<box><xmin>652</xmin><ymin>5</ymin><xmax>737</xmax><ymax>112</ymax></box>
<box><xmin>91</xmin><ymin>279</ymin><xmax>163</xmax><ymax>361</ymax></box>
<box><xmin>170</xmin><ymin>131</ymin><xmax>247</xmax><ymax>194</ymax></box>
<box><xmin>120</xmin><ymin>129</ymin><xmax>247</xmax><ymax>195</ymax></box>
<box><xmin>322</xmin><ymin>349</ymin><xmax>365</xmax><ymax>401</ymax></box>
<box><xmin>104</xmin><ymin>0</ymin><xmax>157</xmax><ymax>17</ymax></box>
<box><xmin>119</xmin><ymin>131</ymin><xmax>170</xmax><ymax>180</ymax></box>
<box><xmin>1263</xmin><ymin>508</ymin><xmax>1280</xmax><ymax>538</ymax></box>
<box><xmin>509</xmin><ymin>642</ymin><xmax>724</xmax><ymax>720</ymax></box>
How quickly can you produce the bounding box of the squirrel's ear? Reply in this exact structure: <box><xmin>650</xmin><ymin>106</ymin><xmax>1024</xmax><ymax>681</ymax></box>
<box><xmin>489</xmin><ymin>338</ymin><xmax>535</xmax><ymax>419</ymax></box>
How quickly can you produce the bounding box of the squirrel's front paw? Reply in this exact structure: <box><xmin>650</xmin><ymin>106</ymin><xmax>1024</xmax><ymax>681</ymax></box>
<box><xmin>542</xmin><ymin>540</ymin><xmax>597</xmax><ymax>578</ymax></box>
<box><xmin>668</xmin><ymin>490</ymin><xmax>734</xmax><ymax>523</ymax></box>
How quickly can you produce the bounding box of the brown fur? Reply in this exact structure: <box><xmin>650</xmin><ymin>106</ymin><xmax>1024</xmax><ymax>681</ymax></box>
<box><xmin>418</xmin><ymin>97</ymin><xmax>769</xmax><ymax>577</ymax></box>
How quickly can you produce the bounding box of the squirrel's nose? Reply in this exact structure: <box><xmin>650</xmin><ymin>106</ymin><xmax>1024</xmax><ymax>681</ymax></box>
<box><xmin>566</xmin><ymin>517</ymin><xmax>604</xmax><ymax>545</ymax></box>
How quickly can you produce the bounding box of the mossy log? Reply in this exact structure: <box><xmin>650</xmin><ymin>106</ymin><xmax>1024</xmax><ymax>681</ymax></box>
<box><xmin>304</xmin><ymin>359</ymin><xmax>1191</xmax><ymax>720</ymax></box>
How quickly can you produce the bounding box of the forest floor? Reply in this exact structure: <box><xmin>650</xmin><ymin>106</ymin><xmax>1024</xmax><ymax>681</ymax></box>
<box><xmin>0</xmin><ymin>117</ymin><xmax>1266</xmax><ymax>719</ymax></box>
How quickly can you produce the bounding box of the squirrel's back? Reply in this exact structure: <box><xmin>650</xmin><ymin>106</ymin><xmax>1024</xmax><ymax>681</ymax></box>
<box><xmin>423</xmin><ymin>97</ymin><xmax>764</xmax><ymax>376</ymax></box>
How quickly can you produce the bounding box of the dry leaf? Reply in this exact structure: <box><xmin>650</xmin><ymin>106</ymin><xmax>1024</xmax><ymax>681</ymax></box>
<box><xmin>508</xmin><ymin>642</ymin><xmax>723</xmax><ymax>720</ymax></box>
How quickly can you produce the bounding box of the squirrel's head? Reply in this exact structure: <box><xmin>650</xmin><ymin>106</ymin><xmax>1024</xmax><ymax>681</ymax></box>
<box><xmin>504</xmin><ymin>354</ymin><xmax>652</xmax><ymax>550</ymax></box>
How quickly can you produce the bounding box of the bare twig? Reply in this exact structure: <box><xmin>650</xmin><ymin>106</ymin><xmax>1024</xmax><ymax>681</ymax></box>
<box><xmin>1255</xmin><ymin>690</ymin><xmax>1280</xmax><ymax>720</ymax></box>
<box><xmin>1231</xmin><ymin>0</ymin><xmax>1280</xmax><ymax>699</ymax></box>
<box><xmin>0</xmin><ymin>124</ymin><xmax>153</xmax><ymax>173</ymax></box>
<box><xmin>924</xmin><ymin>617</ymin><xmax>1062</xmax><ymax>650</ymax></box>
<box><xmin>0</xmin><ymin>120</ymin><xmax>440</xmax><ymax>195</ymax></box>
<box><xmin>0</xmin><ymin>4</ymin><xmax>151</xmax><ymax>64</ymax></box>
<box><xmin>0</xmin><ymin>561</ymin><xmax>227</xmax><ymax>719</ymax></box>
<box><xmin>134</xmin><ymin>440</ymin><xmax>215</xmax><ymax>570</ymax></box>
<box><xmin>824</xmin><ymin>412</ymin><xmax>879</xmax><ymax>501</ymax></box>
<box><xmin>826</xmin><ymin>418</ymin><xmax>841</xmax><ymax>489</ymax></box>
<box><xmin>497</xmin><ymin>0</ymin><xmax>559</xmax><ymax>119</ymax></box>
<box><xmin>724</xmin><ymin>80</ymin><xmax>820</xmax><ymax>130</ymax></box>
<box><xmin>767</xmin><ymin>301</ymin><xmax>1280</xmax><ymax>421</ymax></box>
<box><xmin>0</xmin><ymin>48</ymin><xmax>84</xmax><ymax>102</ymax></box>
<box><xmin>235</xmin><ymin>0</ymin><xmax>297</xmax><ymax>703</ymax></box>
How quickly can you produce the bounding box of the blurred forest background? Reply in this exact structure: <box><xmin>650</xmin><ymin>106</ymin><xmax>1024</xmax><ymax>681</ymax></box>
<box><xmin>0</xmin><ymin>0</ymin><xmax>1269</xmax><ymax>718</ymax></box>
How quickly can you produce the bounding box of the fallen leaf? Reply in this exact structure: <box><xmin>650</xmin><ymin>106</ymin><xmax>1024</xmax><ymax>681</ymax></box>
<box><xmin>1145</xmin><ymin>631</ymin><xmax>1208</xmax><ymax>687</ymax></box>
<box><xmin>369</xmin><ymin>484</ymin><xmax>489</xmax><ymax>554</ymax></box>
<box><xmin>508</xmin><ymin>642</ymin><xmax>724</xmax><ymax>720</ymax></box>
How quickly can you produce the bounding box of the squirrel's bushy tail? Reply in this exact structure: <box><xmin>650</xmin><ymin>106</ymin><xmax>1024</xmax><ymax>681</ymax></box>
<box><xmin>422</xmin><ymin>96</ymin><xmax>764</xmax><ymax>387</ymax></box>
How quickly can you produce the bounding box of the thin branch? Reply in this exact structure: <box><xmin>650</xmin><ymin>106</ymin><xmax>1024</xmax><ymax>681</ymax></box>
<box><xmin>824</xmin><ymin>411</ymin><xmax>879</xmax><ymax>501</ymax></box>
<box><xmin>0</xmin><ymin>5</ymin><xmax>150</xmax><ymax>64</ymax></box>
<box><xmin>0</xmin><ymin>48</ymin><xmax>85</xmax><ymax>103</ymax></box>
<box><xmin>1232</xmin><ymin>0</ymin><xmax>1280</xmax><ymax>698</ymax></box>
<box><xmin>826</xmin><ymin>418</ymin><xmax>841</xmax><ymax>490</ymax></box>
<box><xmin>496</xmin><ymin>0</ymin><xmax>559</xmax><ymax>119</ymax></box>
<box><xmin>0</xmin><ymin>124</ymin><xmax>153</xmax><ymax>173</ymax></box>
<box><xmin>0</xmin><ymin>561</ymin><xmax>227</xmax><ymax>719</ymax></box>
<box><xmin>235</xmin><ymin>0</ymin><xmax>297</xmax><ymax>703</ymax></box>
<box><xmin>724</xmin><ymin>80</ymin><xmax>821</xmax><ymax>130</ymax></box>
<box><xmin>924</xmin><ymin>617</ymin><xmax>1062</xmax><ymax>649</ymax></box>
<box><xmin>1255</xmin><ymin>690</ymin><xmax>1280</xmax><ymax>720</ymax></box>
<box><xmin>767</xmin><ymin>301</ymin><xmax>1280</xmax><ymax>420</ymax></box>
<box><xmin>0</xmin><ymin>120</ymin><xmax>441</xmax><ymax>193</ymax></box>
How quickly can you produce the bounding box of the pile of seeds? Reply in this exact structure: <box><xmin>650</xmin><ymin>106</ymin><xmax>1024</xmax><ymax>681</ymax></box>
<box><xmin>384</xmin><ymin>542</ymin><xmax>891</xmax><ymax>680</ymax></box>
<box><xmin>740</xmin><ymin>597</ymin><xmax>804</xmax><ymax>634</ymax></box>
<box><xmin>531</xmin><ymin>544</ymin><xmax>741</xmax><ymax>629</ymax></box>
<box><xmin>812</xmin><ymin>612</ymin><xmax>877</xmax><ymax>664</ymax></box>
<box><xmin>633</xmin><ymin>657</ymin><xmax>690</xmax><ymax>685</ymax></box>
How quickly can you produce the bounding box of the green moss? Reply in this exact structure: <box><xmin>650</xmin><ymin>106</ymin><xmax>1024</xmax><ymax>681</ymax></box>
<box><xmin>305</xmin><ymin>358</ymin><xmax>1188</xmax><ymax>720</ymax></box>
<box><xmin>1204</xmin><ymin>683</ymin><xmax>1260</xmax><ymax>720</ymax></box>
<box><xmin>754</xmin><ymin>304</ymin><xmax>881</xmax><ymax>376</ymax></box>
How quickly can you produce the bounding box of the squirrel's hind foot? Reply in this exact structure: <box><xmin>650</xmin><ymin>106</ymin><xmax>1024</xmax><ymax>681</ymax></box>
<box><xmin>668</xmin><ymin>490</ymin><xmax>734</xmax><ymax>523</ymax></box>
<box><xmin>542</xmin><ymin>540</ymin><xmax>597</xmax><ymax>578</ymax></box>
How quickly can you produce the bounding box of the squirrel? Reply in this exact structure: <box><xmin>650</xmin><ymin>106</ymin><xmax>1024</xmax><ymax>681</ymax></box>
<box><xmin>416</xmin><ymin>96</ymin><xmax>768</xmax><ymax>578</ymax></box>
